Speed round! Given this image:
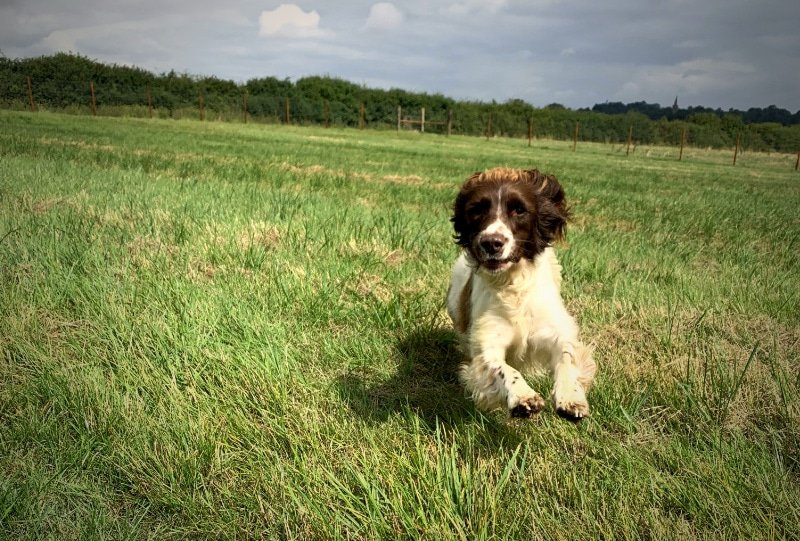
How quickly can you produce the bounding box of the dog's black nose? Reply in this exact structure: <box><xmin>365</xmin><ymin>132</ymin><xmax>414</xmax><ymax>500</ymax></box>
<box><xmin>480</xmin><ymin>234</ymin><xmax>506</xmax><ymax>256</ymax></box>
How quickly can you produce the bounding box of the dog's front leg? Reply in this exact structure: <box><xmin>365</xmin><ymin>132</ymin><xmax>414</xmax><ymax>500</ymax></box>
<box><xmin>460</xmin><ymin>323</ymin><xmax>545</xmax><ymax>417</ymax></box>
<box><xmin>550</xmin><ymin>341</ymin><xmax>595</xmax><ymax>420</ymax></box>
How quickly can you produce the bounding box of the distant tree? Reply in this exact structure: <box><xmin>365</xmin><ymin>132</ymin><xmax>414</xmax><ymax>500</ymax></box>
<box><xmin>744</xmin><ymin>105</ymin><xmax>793</xmax><ymax>125</ymax></box>
<box><xmin>2</xmin><ymin>52</ymin><xmax>798</xmax><ymax>150</ymax></box>
<box><xmin>592</xmin><ymin>102</ymin><xmax>626</xmax><ymax>115</ymax></box>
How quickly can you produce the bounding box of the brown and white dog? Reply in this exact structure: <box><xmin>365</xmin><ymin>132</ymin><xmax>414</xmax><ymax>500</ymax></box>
<box><xmin>446</xmin><ymin>167</ymin><xmax>596</xmax><ymax>420</ymax></box>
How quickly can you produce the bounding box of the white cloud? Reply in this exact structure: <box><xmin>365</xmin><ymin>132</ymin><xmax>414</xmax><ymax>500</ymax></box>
<box><xmin>258</xmin><ymin>4</ymin><xmax>329</xmax><ymax>39</ymax></box>
<box><xmin>41</xmin><ymin>27</ymin><xmax>80</xmax><ymax>51</ymax></box>
<box><xmin>441</xmin><ymin>0</ymin><xmax>508</xmax><ymax>16</ymax></box>
<box><xmin>365</xmin><ymin>3</ymin><xmax>404</xmax><ymax>30</ymax></box>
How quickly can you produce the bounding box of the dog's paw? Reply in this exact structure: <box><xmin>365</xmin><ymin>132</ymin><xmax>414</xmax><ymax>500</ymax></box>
<box><xmin>554</xmin><ymin>399</ymin><xmax>590</xmax><ymax>422</ymax></box>
<box><xmin>510</xmin><ymin>394</ymin><xmax>545</xmax><ymax>418</ymax></box>
<box><xmin>552</xmin><ymin>379</ymin><xmax>590</xmax><ymax>422</ymax></box>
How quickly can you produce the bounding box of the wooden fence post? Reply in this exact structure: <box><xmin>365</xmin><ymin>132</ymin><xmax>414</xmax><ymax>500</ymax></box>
<box><xmin>242</xmin><ymin>93</ymin><xmax>248</xmax><ymax>124</ymax></box>
<box><xmin>447</xmin><ymin>109</ymin><xmax>452</xmax><ymax>136</ymax></box>
<box><xmin>27</xmin><ymin>77</ymin><xmax>36</xmax><ymax>112</ymax></box>
<box><xmin>198</xmin><ymin>91</ymin><xmax>205</xmax><ymax>121</ymax></box>
<box><xmin>397</xmin><ymin>106</ymin><xmax>401</xmax><ymax>132</ymax></box>
<box><xmin>147</xmin><ymin>85</ymin><xmax>153</xmax><ymax>118</ymax></box>
<box><xmin>572</xmin><ymin>121</ymin><xmax>579</xmax><ymax>151</ymax></box>
<box><xmin>324</xmin><ymin>99</ymin><xmax>330</xmax><ymax>128</ymax></box>
<box><xmin>795</xmin><ymin>150</ymin><xmax>799</xmax><ymax>171</ymax></box>
<box><xmin>626</xmin><ymin>125</ymin><xmax>633</xmax><ymax>156</ymax></box>
<box><xmin>486</xmin><ymin>113</ymin><xmax>492</xmax><ymax>140</ymax></box>
<box><xmin>284</xmin><ymin>97</ymin><xmax>291</xmax><ymax>125</ymax></box>
<box><xmin>359</xmin><ymin>102</ymin><xmax>365</xmax><ymax>129</ymax></box>
<box><xmin>678</xmin><ymin>127</ymin><xmax>686</xmax><ymax>160</ymax></box>
<box><xmin>420</xmin><ymin>107</ymin><xmax>425</xmax><ymax>133</ymax></box>
<box><xmin>527</xmin><ymin>118</ymin><xmax>532</xmax><ymax>147</ymax></box>
<box><xmin>733</xmin><ymin>132</ymin><xmax>741</xmax><ymax>165</ymax></box>
<box><xmin>90</xmin><ymin>81</ymin><xmax>97</xmax><ymax>116</ymax></box>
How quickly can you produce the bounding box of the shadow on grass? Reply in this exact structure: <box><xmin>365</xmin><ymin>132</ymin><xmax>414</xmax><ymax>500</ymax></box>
<box><xmin>337</xmin><ymin>327</ymin><xmax>469</xmax><ymax>426</ymax></box>
<box><xmin>336</xmin><ymin>326</ymin><xmax>529</xmax><ymax>450</ymax></box>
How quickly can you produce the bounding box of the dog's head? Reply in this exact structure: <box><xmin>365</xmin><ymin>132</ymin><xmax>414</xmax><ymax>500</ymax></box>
<box><xmin>451</xmin><ymin>167</ymin><xmax>569</xmax><ymax>273</ymax></box>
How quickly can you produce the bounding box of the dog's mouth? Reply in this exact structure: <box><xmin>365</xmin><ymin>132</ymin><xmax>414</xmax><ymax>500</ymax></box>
<box><xmin>480</xmin><ymin>257</ymin><xmax>515</xmax><ymax>273</ymax></box>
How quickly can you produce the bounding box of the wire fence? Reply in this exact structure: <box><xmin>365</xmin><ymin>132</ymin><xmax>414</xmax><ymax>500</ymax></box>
<box><xmin>7</xmin><ymin>76</ymin><xmax>800</xmax><ymax>170</ymax></box>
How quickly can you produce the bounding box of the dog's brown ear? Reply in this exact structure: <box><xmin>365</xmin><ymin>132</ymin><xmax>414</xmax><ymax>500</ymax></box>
<box><xmin>451</xmin><ymin>173</ymin><xmax>482</xmax><ymax>247</ymax></box>
<box><xmin>524</xmin><ymin>169</ymin><xmax>570</xmax><ymax>243</ymax></box>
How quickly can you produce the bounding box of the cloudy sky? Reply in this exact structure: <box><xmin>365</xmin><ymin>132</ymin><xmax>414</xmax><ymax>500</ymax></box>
<box><xmin>1</xmin><ymin>0</ymin><xmax>798</xmax><ymax>111</ymax></box>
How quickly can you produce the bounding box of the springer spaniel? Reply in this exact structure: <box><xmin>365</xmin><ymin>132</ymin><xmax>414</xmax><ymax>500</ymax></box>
<box><xmin>446</xmin><ymin>168</ymin><xmax>596</xmax><ymax>420</ymax></box>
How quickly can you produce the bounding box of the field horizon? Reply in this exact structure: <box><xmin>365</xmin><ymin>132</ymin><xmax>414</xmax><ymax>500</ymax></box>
<box><xmin>1</xmin><ymin>110</ymin><xmax>798</xmax><ymax>539</ymax></box>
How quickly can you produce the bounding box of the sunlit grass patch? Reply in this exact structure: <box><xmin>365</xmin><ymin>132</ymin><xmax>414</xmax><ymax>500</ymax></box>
<box><xmin>1</xmin><ymin>110</ymin><xmax>798</xmax><ymax>539</ymax></box>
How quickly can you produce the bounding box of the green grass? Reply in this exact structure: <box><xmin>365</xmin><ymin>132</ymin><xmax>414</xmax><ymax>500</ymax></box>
<box><xmin>1</xmin><ymin>110</ymin><xmax>798</xmax><ymax>540</ymax></box>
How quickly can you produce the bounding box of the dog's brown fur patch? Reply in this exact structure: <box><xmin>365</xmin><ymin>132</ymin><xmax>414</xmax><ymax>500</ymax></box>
<box><xmin>454</xmin><ymin>271</ymin><xmax>473</xmax><ymax>334</ymax></box>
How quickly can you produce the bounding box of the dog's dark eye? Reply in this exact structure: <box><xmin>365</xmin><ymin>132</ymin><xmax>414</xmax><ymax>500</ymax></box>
<box><xmin>467</xmin><ymin>200</ymin><xmax>490</xmax><ymax>220</ymax></box>
<box><xmin>508</xmin><ymin>203</ymin><xmax>528</xmax><ymax>217</ymax></box>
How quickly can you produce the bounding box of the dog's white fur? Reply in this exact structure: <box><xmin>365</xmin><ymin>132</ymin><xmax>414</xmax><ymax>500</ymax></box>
<box><xmin>447</xmin><ymin>248</ymin><xmax>596</xmax><ymax>417</ymax></box>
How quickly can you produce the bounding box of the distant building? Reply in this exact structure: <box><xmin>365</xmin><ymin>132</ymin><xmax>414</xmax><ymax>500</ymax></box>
<box><xmin>672</xmin><ymin>96</ymin><xmax>679</xmax><ymax>111</ymax></box>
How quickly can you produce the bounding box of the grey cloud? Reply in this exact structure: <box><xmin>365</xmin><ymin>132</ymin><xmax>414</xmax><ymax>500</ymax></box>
<box><xmin>0</xmin><ymin>0</ymin><xmax>797</xmax><ymax>111</ymax></box>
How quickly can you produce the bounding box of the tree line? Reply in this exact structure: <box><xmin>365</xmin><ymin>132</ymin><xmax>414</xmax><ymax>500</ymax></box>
<box><xmin>2</xmin><ymin>52</ymin><xmax>799</xmax><ymax>153</ymax></box>
<box><xmin>591</xmin><ymin>101</ymin><xmax>800</xmax><ymax>127</ymax></box>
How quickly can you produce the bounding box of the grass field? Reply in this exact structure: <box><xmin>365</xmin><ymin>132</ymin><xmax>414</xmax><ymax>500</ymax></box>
<box><xmin>1</xmin><ymin>110</ymin><xmax>798</xmax><ymax>539</ymax></box>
